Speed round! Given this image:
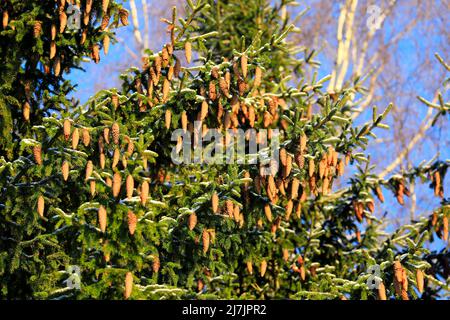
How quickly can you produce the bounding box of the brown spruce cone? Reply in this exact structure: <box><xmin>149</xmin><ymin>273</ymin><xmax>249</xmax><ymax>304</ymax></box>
<box><xmin>37</xmin><ymin>196</ymin><xmax>45</xmax><ymax>218</ymax></box>
<box><xmin>112</xmin><ymin>148</ymin><xmax>120</xmax><ymax>168</ymax></box>
<box><xmin>416</xmin><ymin>269</ymin><xmax>424</xmax><ymax>294</ymax></box>
<box><xmin>112</xmin><ymin>122</ymin><xmax>120</xmax><ymax>144</ymax></box>
<box><xmin>33</xmin><ymin>21</ymin><xmax>42</xmax><ymax>38</ymax></box>
<box><xmin>112</xmin><ymin>172</ymin><xmax>121</xmax><ymax>198</ymax></box>
<box><xmin>264</xmin><ymin>204</ymin><xmax>273</xmax><ymax>222</ymax></box>
<box><xmin>61</xmin><ymin>161</ymin><xmax>69</xmax><ymax>181</ymax></box>
<box><xmin>162</xmin><ymin>77</ymin><xmax>170</xmax><ymax>102</ymax></box>
<box><xmin>200</xmin><ymin>100</ymin><xmax>208</xmax><ymax>120</ymax></box>
<box><xmin>92</xmin><ymin>44</ymin><xmax>100</xmax><ymax>64</ymax></box>
<box><xmin>375</xmin><ymin>185</ymin><xmax>384</xmax><ymax>203</ymax></box>
<box><xmin>71</xmin><ymin>128</ymin><xmax>79</xmax><ymax>149</ymax></box>
<box><xmin>59</xmin><ymin>11</ymin><xmax>67</xmax><ymax>33</ymax></box>
<box><xmin>103</xmin><ymin>35</ymin><xmax>110</xmax><ymax>55</ymax></box>
<box><xmin>260</xmin><ymin>260</ymin><xmax>267</xmax><ymax>277</ymax></box>
<box><xmin>443</xmin><ymin>215</ymin><xmax>448</xmax><ymax>241</ymax></box>
<box><xmin>246</xmin><ymin>261</ymin><xmax>253</xmax><ymax>274</ymax></box>
<box><xmin>102</xmin><ymin>0</ymin><xmax>110</xmax><ymax>13</ymax></box>
<box><xmin>119</xmin><ymin>8</ymin><xmax>129</xmax><ymax>26</ymax></box>
<box><xmin>152</xmin><ymin>256</ymin><xmax>160</xmax><ymax>273</ymax></box>
<box><xmin>63</xmin><ymin>119</ymin><xmax>71</xmax><ymax>140</ymax></box>
<box><xmin>124</xmin><ymin>271</ymin><xmax>133</xmax><ymax>299</ymax></box>
<box><xmin>165</xmin><ymin>109</ymin><xmax>172</xmax><ymax>129</ymax></box>
<box><xmin>2</xmin><ymin>10</ymin><xmax>9</xmax><ymax>29</ymax></box>
<box><xmin>241</xmin><ymin>54</ymin><xmax>248</xmax><ymax>78</ymax></box>
<box><xmin>254</xmin><ymin>66</ymin><xmax>262</xmax><ymax>87</ymax></box>
<box><xmin>291</xmin><ymin>178</ymin><xmax>300</xmax><ymax>200</ymax></box>
<box><xmin>100</xmin><ymin>14</ymin><xmax>110</xmax><ymax>31</ymax></box>
<box><xmin>90</xmin><ymin>180</ymin><xmax>96</xmax><ymax>196</ymax></box>
<box><xmin>185</xmin><ymin>41</ymin><xmax>192</xmax><ymax>63</ymax></box>
<box><xmin>202</xmin><ymin>229</ymin><xmax>210</xmax><ymax>254</ymax></box>
<box><xmin>50</xmin><ymin>40</ymin><xmax>56</xmax><ymax>59</ymax></box>
<box><xmin>111</xmin><ymin>94</ymin><xmax>119</xmax><ymax>109</ymax></box>
<box><xmin>188</xmin><ymin>213</ymin><xmax>197</xmax><ymax>231</ymax></box>
<box><xmin>378</xmin><ymin>282</ymin><xmax>387</xmax><ymax>300</ymax></box>
<box><xmin>86</xmin><ymin>0</ymin><xmax>93</xmax><ymax>13</ymax></box>
<box><xmin>33</xmin><ymin>145</ymin><xmax>42</xmax><ymax>165</ymax></box>
<box><xmin>285</xmin><ymin>200</ymin><xmax>293</xmax><ymax>221</ymax></box>
<box><xmin>85</xmin><ymin>160</ymin><xmax>93</xmax><ymax>181</ymax></box>
<box><xmin>140</xmin><ymin>180</ymin><xmax>149</xmax><ymax>205</ymax></box>
<box><xmin>99</xmin><ymin>152</ymin><xmax>106</xmax><ymax>169</ymax></box>
<box><xmin>211</xmin><ymin>192</ymin><xmax>219</xmax><ymax>213</ymax></box>
<box><xmin>82</xmin><ymin>128</ymin><xmax>90</xmax><ymax>146</ymax></box>
<box><xmin>127</xmin><ymin>211</ymin><xmax>137</xmax><ymax>235</ymax></box>
<box><xmin>98</xmin><ymin>205</ymin><xmax>107</xmax><ymax>233</ymax></box>
<box><xmin>126</xmin><ymin>175</ymin><xmax>134</xmax><ymax>199</ymax></box>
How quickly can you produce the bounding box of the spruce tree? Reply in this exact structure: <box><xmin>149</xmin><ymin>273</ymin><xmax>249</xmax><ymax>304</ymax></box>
<box><xmin>0</xmin><ymin>0</ymin><xmax>448</xmax><ymax>300</ymax></box>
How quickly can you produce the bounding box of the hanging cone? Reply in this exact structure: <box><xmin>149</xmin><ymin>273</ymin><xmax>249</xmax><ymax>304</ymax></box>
<box><xmin>211</xmin><ymin>192</ymin><xmax>219</xmax><ymax>213</ymax></box>
<box><xmin>61</xmin><ymin>161</ymin><xmax>69</xmax><ymax>181</ymax></box>
<box><xmin>200</xmin><ymin>101</ymin><xmax>208</xmax><ymax>120</ymax></box>
<box><xmin>119</xmin><ymin>8</ymin><xmax>129</xmax><ymax>26</ymax></box>
<box><xmin>162</xmin><ymin>77</ymin><xmax>170</xmax><ymax>102</ymax></box>
<box><xmin>112</xmin><ymin>172</ymin><xmax>121</xmax><ymax>198</ymax></box>
<box><xmin>152</xmin><ymin>256</ymin><xmax>160</xmax><ymax>273</ymax></box>
<box><xmin>111</xmin><ymin>122</ymin><xmax>120</xmax><ymax>144</ymax></box>
<box><xmin>202</xmin><ymin>229</ymin><xmax>210</xmax><ymax>254</ymax></box>
<box><xmin>100</xmin><ymin>15</ymin><xmax>110</xmax><ymax>31</ymax></box>
<box><xmin>285</xmin><ymin>200</ymin><xmax>293</xmax><ymax>221</ymax></box>
<box><xmin>33</xmin><ymin>21</ymin><xmax>42</xmax><ymax>38</ymax></box>
<box><xmin>103</xmin><ymin>35</ymin><xmax>110</xmax><ymax>55</ymax></box>
<box><xmin>98</xmin><ymin>205</ymin><xmax>107</xmax><ymax>233</ymax></box>
<box><xmin>165</xmin><ymin>109</ymin><xmax>172</xmax><ymax>129</ymax></box>
<box><xmin>219</xmin><ymin>77</ymin><xmax>230</xmax><ymax>98</ymax></box>
<box><xmin>416</xmin><ymin>269</ymin><xmax>424</xmax><ymax>294</ymax></box>
<box><xmin>105</xmin><ymin>177</ymin><xmax>112</xmax><ymax>187</ymax></box>
<box><xmin>51</xmin><ymin>24</ymin><xmax>56</xmax><ymax>40</ymax></box>
<box><xmin>174</xmin><ymin>58</ymin><xmax>181</xmax><ymax>78</ymax></box>
<box><xmin>264</xmin><ymin>204</ymin><xmax>272</xmax><ymax>222</ymax></box>
<box><xmin>127</xmin><ymin>211</ymin><xmax>137</xmax><ymax>235</ymax></box>
<box><xmin>260</xmin><ymin>260</ymin><xmax>267</xmax><ymax>277</ymax></box>
<box><xmin>280</xmin><ymin>148</ymin><xmax>287</xmax><ymax>167</ymax></box>
<box><xmin>81</xmin><ymin>29</ymin><xmax>87</xmax><ymax>44</ymax></box>
<box><xmin>37</xmin><ymin>196</ymin><xmax>45</xmax><ymax>218</ymax></box>
<box><xmin>127</xmin><ymin>139</ymin><xmax>134</xmax><ymax>156</ymax></box>
<box><xmin>90</xmin><ymin>180</ymin><xmax>96</xmax><ymax>196</ymax></box>
<box><xmin>126</xmin><ymin>175</ymin><xmax>134</xmax><ymax>199</ymax></box>
<box><xmin>254</xmin><ymin>67</ymin><xmax>262</xmax><ymax>87</ymax></box>
<box><xmin>99</xmin><ymin>152</ymin><xmax>105</xmax><ymax>169</ymax></box>
<box><xmin>393</xmin><ymin>261</ymin><xmax>403</xmax><ymax>296</ymax></box>
<box><xmin>2</xmin><ymin>10</ymin><xmax>8</xmax><ymax>28</ymax></box>
<box><xmin>181</xmin><ymin>111</ymin><xmax>188</xmax><ymax>131</ymax></box>
<box><xmin>92</xmin><ymin>44</ymin><xmax>100</xmax><ymax>64</ymax></box>
<box><xmin>443</xmin><ymin>215</ymin><xmax>448</xmax><ymax>241</ymax></box>
<box><xmin>124</xmin><ymin>271</ymin><xmax>133</xmax><ymax>299</ymax></box>
<box><xmin>226</xmin><ymin>200</ymin><xmax>234</xmax><ymax>217</ymax></box>
<box><xmin>375</xmin><ymin>185</ymin><xmax>384</xmax><ymax>202</ymax></box>
<box><xmin>63</xmin><ymin>119</ymin><xmax>71</xmax><ymax>140</ymax></box>
<box><xmin>33</xmin><ymin>145</ymin><xmax>42</xmax><ymax>165</ymax></box>
<box><xmin>241</xmin><ymin>54</ymin><xmax>248</xmax><ymax>78</ymax></box>
<box><xmin>291</xmin><ymin>178</ymin><xmax>300</xmax><ymax>200</ymax></box>
<box><xmin>50</xmin><ymin>41</ymin><xmax>57</xmax><ymax>59</ymax></box>
<box><xmin>112</xmin><ymin>148</ymin><xmax>120</xmax><ymax>168</ymax></box>
<box><xmin>188</xmin><ymin>213</ymin><xmax>197</xmax><ymax>231</ymax></box>
<box><xmin>86</xmin><ymin>0</ymin><xmax>93</xmax><ymax>13</ymax></box>
<box><xmin>59</xmin><ymin>11</ymin><xmax>67</xmax><ymax>33</ymax></box>
<box><xmin>71</xmin><ymin>128</ymin><xmax>79</xmax><ymax>149</ymax></box>
<box><xmin>102</xmin><ymin>0</ymin><xmax>110</xmax><ymax>13</ymax></box>
<box><xmin>82</xmin><ymin>128</ymin><xmax>90</xmax><ymax>146</ymax></box>
<box><xmin>85</xmin><ymin>160</ymin><xmax>93</xmax><ymax>181</ymax></box>
<box><xmin>185</xmin><ymin>41</ymin><xmax>192</xmax><ymax>64</ymax></box>
<box><xmin>111</xmin><ymin>94</ymin><xmax>119</xmax><ymax>109</ymax></box>
<box><xmin>140</xmin><ymin>181</ymin><xmax>149</xmax><ymax>205</ymax></box>
<box><xmin>246</xmin><ymin>261</ymin><xmax>253</xmax><ymax>274</ymax></box>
